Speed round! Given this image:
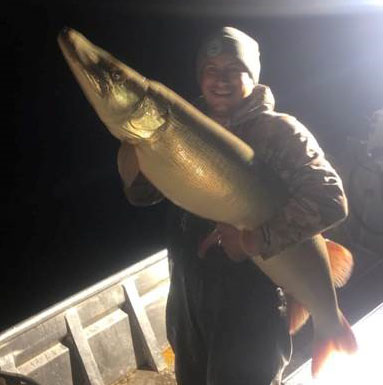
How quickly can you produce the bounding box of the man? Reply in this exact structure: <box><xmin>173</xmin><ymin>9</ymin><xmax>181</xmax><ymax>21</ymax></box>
<box><xmin>118</xmin><ymin>27</ymin><xmax>347</xmax><ymax>385</ymax></box>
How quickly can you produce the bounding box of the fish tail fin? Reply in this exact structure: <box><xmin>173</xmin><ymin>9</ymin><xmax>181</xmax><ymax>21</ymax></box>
<box><xmin>312</xmin><ymin>312</ymin><xmax>358</xmax><ymax>377</ymax></box>
<box><xmin>325</xmin><ymin>239</ymin><xmax>354</xmax><ymax>288</ymax></box>
<box><xmin>286</xmin><ymin>239</ymin><xmax>353</xmax><ymax>335</ymax></box>
<box><xmin>286</xmin><ymin>294</ymin><xmax>310</xmax><ymax>335</ymax></box>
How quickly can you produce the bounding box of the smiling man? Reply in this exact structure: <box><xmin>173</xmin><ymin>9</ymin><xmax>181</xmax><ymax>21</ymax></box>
<box><xmin>199</xmin><ymin>54</ymin><xmax>255</xmax><ymax>125</ymax></box>
<box><xmin>118</xmin><ymin>26</ymin><xmax>347</xmax><ymax>385</ymax></box>
<box><xmin>196</xmin><ymin>28</ymin><xmax>258</xmax><ymax>122</ymax></box>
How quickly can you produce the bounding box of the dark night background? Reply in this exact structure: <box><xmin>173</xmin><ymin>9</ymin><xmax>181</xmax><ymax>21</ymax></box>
<box><xmin>1</xmin><ymin>1</ymin><xmax>382</xmax><ymax>330</ymax></box>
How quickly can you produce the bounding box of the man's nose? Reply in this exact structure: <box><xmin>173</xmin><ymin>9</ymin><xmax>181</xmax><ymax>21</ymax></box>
<box><xmin>215</xmin><ymin>70</ymin><xmax>230</xmax><ymax>84</ymax></box>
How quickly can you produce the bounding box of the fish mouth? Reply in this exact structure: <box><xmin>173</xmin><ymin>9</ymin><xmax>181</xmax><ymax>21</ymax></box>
<box><xmin>58</xmin><ymin>28</ymin><xmax>102</xmax><ymax>70</ymax></box>
<box><xmin>58</xmin><ymin>27</ymin><xmax>73</xmax><ymax>46</ymax></box>
<box><xmin>58</xmin><ymin>27</ymin><xmax>82</xmax><ymax>63</ymax></box>
<box><xmin>58</xmin><ymin>27</ymin><xmax>108</xmax><ymax>97</ymax></box>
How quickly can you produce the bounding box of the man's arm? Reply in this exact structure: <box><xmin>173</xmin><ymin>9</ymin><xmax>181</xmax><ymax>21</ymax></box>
<box><xmin>203</xmin><ymin>114</ymin><xmax>347</xmax><ymax>262</ymax></box>
<box><xmin>252</xmin><ymin>114</ymin><xmax>348</xmax><ymax>259</ymax></box>
<box><xmin>117</xmin><ymin>142</ymin><xmax>164</xmax><ymax>206</ymax></box>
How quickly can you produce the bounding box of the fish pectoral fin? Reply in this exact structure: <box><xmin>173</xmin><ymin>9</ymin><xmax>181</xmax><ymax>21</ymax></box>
<box><xmin>325</xmin><ymin>239</ymin><xmax>354</xmax><ymax>288</ymax></box>
<box><xmin>117</xmin><ymin>142</ymin><xmax>140</xmax><ymax>186</ymax></box>
<box><xmin>312</xmin><ymin>312</ymin><xmax>357</xmax><ymax>377</ymax></box>
<box><xmin>286</xmin><ymin>294</ymin><xmax>310</xmax><ymax>335</ymax></box>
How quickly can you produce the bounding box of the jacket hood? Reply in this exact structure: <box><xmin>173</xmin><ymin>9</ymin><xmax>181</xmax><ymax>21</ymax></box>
<box><xmin>231</xmin><ymin>84</ymin><xmax>275</xmax><ymax>126</ymax></box>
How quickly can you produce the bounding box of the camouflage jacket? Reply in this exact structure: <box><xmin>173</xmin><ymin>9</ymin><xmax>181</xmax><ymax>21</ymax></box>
<box><xmin>118</xmin><ymin>84</ymin><xmax>348</xmax><ymax>258</ymax></box>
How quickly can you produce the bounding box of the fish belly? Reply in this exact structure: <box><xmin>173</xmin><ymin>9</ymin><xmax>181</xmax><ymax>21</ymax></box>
<box><xmin>252</xmin><ymin>234</ymin><xmax>340</xmax><ymax>326</ymax></box>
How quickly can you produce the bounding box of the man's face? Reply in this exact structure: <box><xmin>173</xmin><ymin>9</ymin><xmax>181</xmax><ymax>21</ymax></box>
<box><xmin>200</xmin><ymin>53</ymin><xmax>255</xmax><ymax>122</ymax></box>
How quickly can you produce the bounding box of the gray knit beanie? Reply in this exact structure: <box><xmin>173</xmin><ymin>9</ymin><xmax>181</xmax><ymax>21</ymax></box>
<box><xmin>196</xmin><ymin>26</ymin><xmax>261</xmax><ymax>84</ymax></box>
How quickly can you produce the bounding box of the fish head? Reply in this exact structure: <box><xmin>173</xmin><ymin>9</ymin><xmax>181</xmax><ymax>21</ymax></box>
<box><xmin>58</xmin><ymin>27</ymin><xmax>151</xmax><ymax>141</ymax></box>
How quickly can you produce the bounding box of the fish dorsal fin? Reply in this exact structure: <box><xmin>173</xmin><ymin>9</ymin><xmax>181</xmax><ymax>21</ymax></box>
<box><xmin>325</xmin><ymin>239</ymin><xmax>354</xmax><ymax>288</ymax></box>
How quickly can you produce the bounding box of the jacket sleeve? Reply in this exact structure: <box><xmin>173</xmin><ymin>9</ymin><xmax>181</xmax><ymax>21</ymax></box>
<box><xmin>255</xmin><ymin>114</ymin><xmax>348</xmax><ymax>259</ymax></box>
<box><xmin>117</xmin><ymin>142</ymin><xmax>164</xmax><ymax>207</ymax></box>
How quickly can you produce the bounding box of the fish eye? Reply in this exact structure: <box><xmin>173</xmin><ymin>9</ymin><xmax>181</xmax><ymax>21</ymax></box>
<box><xmin>111</xmin><ymin>71</ymin><xmax>123</xmax><ymax>81</ymax></box>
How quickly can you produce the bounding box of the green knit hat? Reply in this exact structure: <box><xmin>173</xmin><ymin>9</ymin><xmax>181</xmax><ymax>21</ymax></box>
<box><xmin>196</xmin><ymin>26</ymin><xmax>261</xmax><ymax>83</ymax></box>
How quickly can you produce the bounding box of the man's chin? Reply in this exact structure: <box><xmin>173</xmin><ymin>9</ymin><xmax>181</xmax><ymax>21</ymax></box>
<box><xmin>210</xmin><ymin>100</ymin><xmax>233</xmax><ymax>112</ymax></box>
<box><xmin>211</xmin><ymin>105</ymin><xmax>235</xmax><ymax>118</ymax></box>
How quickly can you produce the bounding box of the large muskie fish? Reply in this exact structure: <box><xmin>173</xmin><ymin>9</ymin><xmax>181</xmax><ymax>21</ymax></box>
<box><xmin>58</xmin><ymin>28</ymin><xmax>357</xmax><ymax>376</ymax></box>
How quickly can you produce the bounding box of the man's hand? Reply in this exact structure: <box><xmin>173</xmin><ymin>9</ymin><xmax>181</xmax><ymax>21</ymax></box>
<box><xmin>215</xmin><ymin>223</ymin><xmax>249</xmax><ymax>262</ymax></box>
<box><xmin>198</xmin><ymin>223</ymin><xmax>265</xmax><ymax>262</ymax></box>
<box><xmin>240</xmin><ymin>226</ymin><xmax>266</xmax><ymax>257</ymax></box>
